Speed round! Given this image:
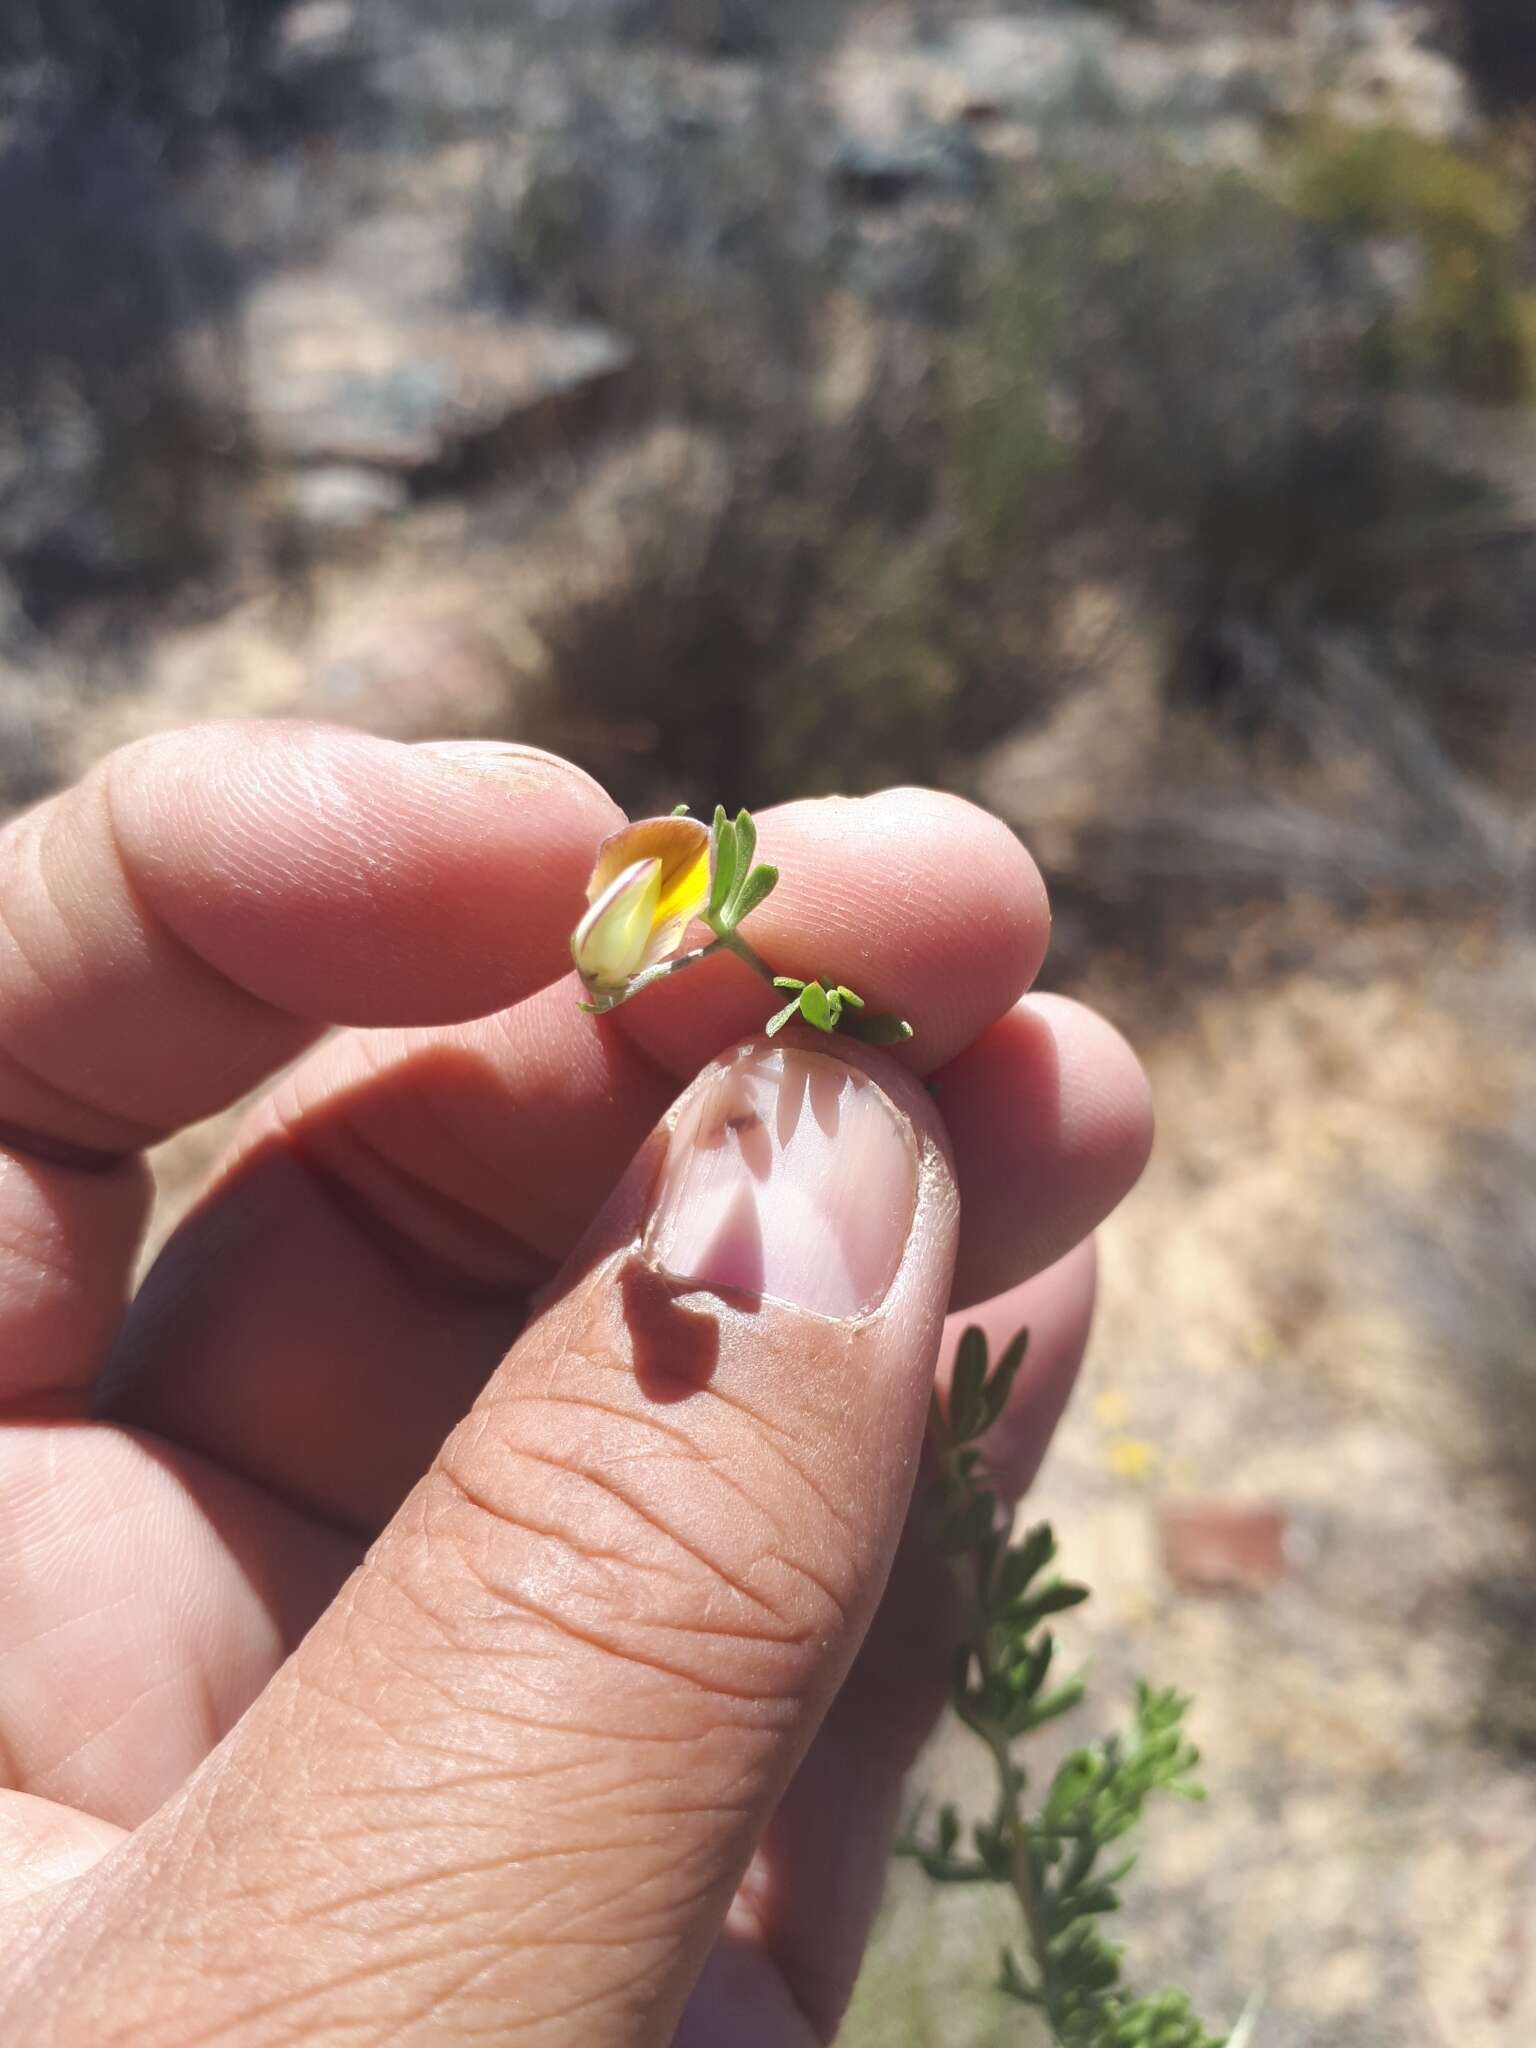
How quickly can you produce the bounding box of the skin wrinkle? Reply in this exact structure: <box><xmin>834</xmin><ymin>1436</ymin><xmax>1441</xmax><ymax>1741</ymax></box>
<box><xmin>448</xmin><ymin>1431</ymin><xmax>819</xmax><ymax>1635</ymax></box>
<box><xmin>664</xmin><ymin>1370</ymin><xmax>863</xmax><ymax>1562</ymax></box>
<box><xmin>290</xmin><ymin>1120</ymin><xmax>548</xmax><ymax>1302</ymax></box>
<box><xmin>396</xmin><ymin>1946</ymin><xmax>665</xmax><ymax>2048</ymax></box>
<box><xmin>26</xmin><ymin>1662</ymin><xmax>190</xmax><ymax>1786</ymax></box>
<box><xmin>297</xmin><ymin>1844</ymin><xmax>608</xmax><ymax>1929</ymax></box>
<box><xmin>0</xmin><ymin>980</ymin><xmax>165</xmax><ymax>1160</ymax></box>
<box><xmin>418</xmin><ymin>1462</ymin><xmax>809</xmax><ymax>1712</ymax></box>
<box><xmin>495</xmin><ymin>1399</ymin><xmax>852</xmax><ymax>1615</ymax></box>
<box><xmin>0</xmin><ymin>778</ymin><xmax>303</xmax><ymax>1156</ymax></box>
<box><xmin>222</xmin><ymin>1810</ymin><xmax>704</xmax><ymax>2048</ymax></box>
<box><xmin>371</xmin><ymin>1048</ymin><xmax>573</xmax><ymax>1262</ymax></box>
<box><xmin>96</xmin><ymin>771</ymin><xmax>308</xmax><ymax>1100</ymax></box>
<box><xmin>117</xmin><ymin>1136</ymin><xmax>514</xmax><ymax>1541</ymax></box>
<box><xmin>288</xmin><ymin>1788</ymin><xmax>755</xmax><ymax>1936</ymax></box>
<box><xmin>149</xmin><ymin>1922</ymin><xmax>496</xmax><ymax>2048</ymax></box>
<box><xmin>527</xmin><ymin>1254</ymin><xmax>867</xmax><ymax>1550</ymax></box>
<box><xmin>444</xmin><ymin>1388</ymin><xmax>851</xmax><ymax>1622</ymax></box>
<box><xmin>479</xmin><ymin>995</ymin><xmax>684</xmax><ymax>1212</ymax></box>
<box><xmin>499</xmin><ymin>1387</ymin><xmax>740</xmax><ymax>1474</ymax></box>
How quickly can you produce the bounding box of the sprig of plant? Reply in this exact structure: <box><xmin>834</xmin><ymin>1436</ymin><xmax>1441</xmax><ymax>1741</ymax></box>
<box><xmin>571</xmin><ymin>802</ymin><xmax>913</xmax><ymax>1044</ymax></box>
<box><xmin>898</xmin><ymin>1325</ymin><xmax>1228</xmax><ymax>2048</ymax></box>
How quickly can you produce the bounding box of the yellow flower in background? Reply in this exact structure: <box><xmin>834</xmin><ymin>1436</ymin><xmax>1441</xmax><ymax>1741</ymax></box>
<box><xmin>572</xmin><ymin>814</ymin><xmax>712</xmax><ymax>999</ymax></box>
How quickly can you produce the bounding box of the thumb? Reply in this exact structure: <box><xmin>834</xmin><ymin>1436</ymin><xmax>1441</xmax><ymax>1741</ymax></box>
<box><xmin>19</xmin><ymin>1036</ymin><xmax>959</xmax><ymax>2048</ymax></box>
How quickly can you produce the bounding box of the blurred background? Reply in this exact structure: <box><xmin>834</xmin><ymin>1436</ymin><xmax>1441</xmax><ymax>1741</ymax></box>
<box><xmin>1</xmin><ymin>0</ymin><xmax>1533</xmax><ymax>2040</ymax></box>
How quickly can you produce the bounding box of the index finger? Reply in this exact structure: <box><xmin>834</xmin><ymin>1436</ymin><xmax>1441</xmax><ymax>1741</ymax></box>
<box><xmin>0</xmin><ymin>723</ymin><xmax>618</xmax><ymax>1402</ymax></box>
<box><xmin>0</xmin><ymin>723</ymin><xmax>619</xmax><ymax>1159</ymax></box>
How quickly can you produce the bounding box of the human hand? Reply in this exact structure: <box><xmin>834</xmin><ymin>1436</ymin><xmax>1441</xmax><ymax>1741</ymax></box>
<box><xmin>0</xmin><ymin>725</ymin><xmax>1150</xmax><ymax>2046</ymax></box>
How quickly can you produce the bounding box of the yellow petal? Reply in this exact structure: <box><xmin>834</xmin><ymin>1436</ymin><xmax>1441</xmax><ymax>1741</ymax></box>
<box><xmin>588</xmin><ymin>816</ymin><xmax>712</xmax><ymax>927</ymax></box>
<box><xmin>572</xmin><ymin>856</ymin><xmax>662</xmax><ymax>992</ymax></box>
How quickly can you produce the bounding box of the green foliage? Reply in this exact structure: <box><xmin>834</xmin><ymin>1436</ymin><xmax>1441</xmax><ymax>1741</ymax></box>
<box><xmin>899</xmin><ymin>1325</ymin><xmax>1227</xmax><ymax>2048</ymax></box>
<box><xmin>530</xmin><ymin>118</ymin><xmax>1516</xmax><ymax>807</ymax></box>
<box><xmin>945</xmin><ymin>151</ymin><xmax>1512</xmax><ymax>738</ymax></box>
<box><xmin>470</xmin><ymin>88</ymin><xmax>834</xmax><ymax>424</ymax></box>
<box><xmin>704</xmin><ymin>803</ymin><xmax>778</xmax><ymax>931</ymax></box>
<box><xmin>956</xmin><ymin>167</ymin><xmax>1387</xmax><ymax>599</ymax></box>
<box><xmin>505</xmin><ymin>82</ymin><xmax>1077</xmax><ymax>811</ymax></box>
<box><xmin>1292</xmin><ymin>123</ymin><xmax>1536</xmax><ymax>403</ymax></box>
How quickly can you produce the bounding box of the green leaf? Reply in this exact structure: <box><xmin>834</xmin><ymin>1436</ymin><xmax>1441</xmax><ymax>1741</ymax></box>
<box><xmin>798</xmin><ymin>981</ymin><xmax>834</xmax><ymax>1031</ymax></box>
<box><xmin>834</xmin><ymin>984</ymin><xmax>865</xmax><ymax>1008</ymax></box>
<box><xmin>1015</xmin><ymin>1678</ymin><xmax>1087</xmax><ymax>1734</ymax></box>
<box><xmin>825</xmin><ymin>986</ymin><xmax>844</xmax><ymax>1029</ymax></box>
<box><xmin>772</xmin><ymin>975</ymin><xmax>806</xmax><ymax>991</ymax></box>
<box><xmin>1009</xmin><ymin>1580</ymin><xmax>1092</xmax><ymax>1628</ymax></box>
<box><xmin>764</xmin><ymin>997</ymin><xmax>802</xmax><ymax>1037</ymax></box>
<box><xmin>670</xmin><ymin>802</ymin><xmax>691</xmax><ymax>816</ymax></box>
<box><xmin>1069</xmin><ymin>1883</ymin><xmax>1122</xmax><ymax>1917</ymax></box>
<box><xmin>949</xmin><ymin>1326</ymin><xmax>989</xmax><ymax>1439</ymax></box>
<box><xmin>1044</xmin><ymin>1751</ymin><xmax>1100</xmax><ymax>1825</ymax></box>
<box><xmin>997</xmin><ymin>1945</ymin><xmax>1041</xmax><ymax>2005</ymax></box>
<box><xmin>976</xmin><ymin>1325</ymin><xmax>1030</xmax><ymax>1433</ymax></box>
<box><xmin>730</xmin><ymin>864</ymin><xmax>779</xmax><ymax>922</ymax></box>
<box><xmin>708</xmin><ymin>808</ymin><xmax>739</xmax><ymax>922</ymax></box>
<box><xmin>1002</xmin><ymin>1523</ymin><xmax>1058</xmax><ymax>1595</ymax></box>
<box><xmin>732</xmin><ymin>808</ymin><xmax>757</xmax><ymax>880</ymax></box>
<box><xmin>844</xmin><ymin>1010</ymin><xmax>914</xmax><ymax>1046</ymax></box>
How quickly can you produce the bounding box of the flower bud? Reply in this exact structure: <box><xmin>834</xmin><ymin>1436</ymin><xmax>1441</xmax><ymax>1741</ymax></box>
<box><xmin>572</xmin><ymin>814</ymin><xmax>712</xmax><ymax>1000</ymax></box>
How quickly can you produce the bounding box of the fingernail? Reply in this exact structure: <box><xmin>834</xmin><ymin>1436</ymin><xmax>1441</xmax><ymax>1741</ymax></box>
<box><xmin>417</xmin><ymin>740</ymin><xmax>542</xmax><ymax>774</ymax></box>
<box><xmin>417</xmin><ymin>739</ymin><xmax>614</xmax><ymax>804</ymax></box>
<box><xmin>644</xmin><ymin>1047</ymin><xmax>918</xmax><ymax>1320</ymax></box>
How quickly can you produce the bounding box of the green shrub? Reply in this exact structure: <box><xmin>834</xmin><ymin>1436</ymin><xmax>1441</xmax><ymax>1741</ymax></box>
<box><xmin>0</xmin><ymin>107</ymin><xmax>243</xmax><ymax>618</ymax></box>
<box><xmin>1292</xmin><ymin>124</ymin><xmax>1536</xmax><ymax>403</ymax></box>
<box><xmin>946</xmin><ymin>157</ymin><xmax>1504</xmax><ymax>725</ymax></box>
<box><xmin>526</xmin><ymin>117</ymin><xmax>1516</xmax><ymax>803</ymax></box>
<box><xmin>491</xmin><ymin>83</ymin><xmax>1025</xmax><ymax>808</ymax></box>
<box><xmin>954</xmin><ymin>171</ymin><xmax>1379</xmax><ymax>605</ymax></box>
<box><xmin>469</xmin><ymin>86</ymin><xmax>835</xmax><ymax>425</ymax></box>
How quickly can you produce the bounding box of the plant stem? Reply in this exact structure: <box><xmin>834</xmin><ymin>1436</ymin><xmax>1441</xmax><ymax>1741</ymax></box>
<box><xmin>621</xmin><ymin>937</ymin><xmax>725</xmax><ymax>1000</ymax></box>
<box><xmin>712</xmin><ymin>924</ymin><xmax>779</xmax><ymax>986</ymax></box>
<box><xmin>940</xmin><ymin>1436</ymin><xmax>1060</xmax><ymax>2023</ymax></box>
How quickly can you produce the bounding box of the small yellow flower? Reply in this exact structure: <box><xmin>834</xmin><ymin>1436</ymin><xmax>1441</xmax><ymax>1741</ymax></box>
<box><xmin>1107</xmin><ymin>1437</ymin><xmax>1161</xmax><ymax>1483</ymax></box>
<box><xmin>572</xmin><ymin>814</ymin><xmax>712</xmax><ymax>1000</ymax></box>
